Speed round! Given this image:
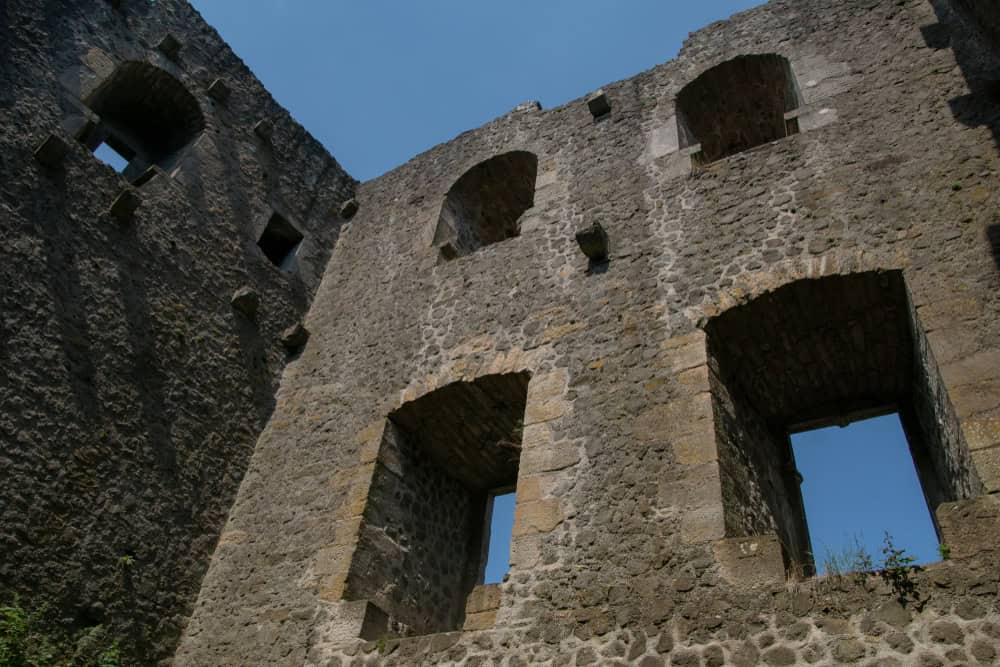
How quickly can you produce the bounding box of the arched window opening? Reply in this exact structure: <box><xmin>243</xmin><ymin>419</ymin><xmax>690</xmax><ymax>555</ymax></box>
<box><xmin>704</xmin><ymin>272</ymin><xmax>980</xmax><ymax>576</ymax></box>
<box><xmin>433</xmin><ymin>151</ymin><xmax>537</xmax><ymax>261</ymax></box>
<box><xmin>345</xmin><ymin>372</ymin><xmax>530</xmax><ymax>637</ymax></box>
<box><xmin>83</xmin><ymin>61</ymin><xmax>204</xmax><ymax>180</ymax></box>
<box><xmin>677</xmin><ymin>54</ymin><xmax>801</xmax><ymax>165</ymax></box>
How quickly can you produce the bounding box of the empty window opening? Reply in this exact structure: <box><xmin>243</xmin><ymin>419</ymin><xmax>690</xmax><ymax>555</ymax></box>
<box><xmin>704</xmin><ymin>271</ymin><xmax>981</xmax><ymax>576</ymax></box>
<box><xmin>93</xmin><ymin>141</ymin><xmax>131</xmax><ymax>172</ymax></box>
<box><xmin>82</xmin><ymin>61</ymin><xmax>204</xmax><ymax>174</ymax></box>
<box><xmin>482</xmin><ymin>491</ymin><xmax>516</xmax><ymax>584</ymax></box>
<box><xmin>433</xmin><ymin>151</ymin><xmax>537</xmax><ymax>261</ymax></box>
<box><xmin>257</xmin><ymin>213</ymin><xmax>303</xmax><ymax>270</ymax></box>
<box><xmin>677</xmin><ymin>54</ymin><xmax>802</xmax><ymax>164</ymax></box>
<box><xmin>791</xmin><ymin>413</ymin><xmax>942</xmax><ymax>575</ymax></box>
<box><xmin>345</xmin><ymin>372</ymin><xmax>529</xmax><ymax>637</ymax></box>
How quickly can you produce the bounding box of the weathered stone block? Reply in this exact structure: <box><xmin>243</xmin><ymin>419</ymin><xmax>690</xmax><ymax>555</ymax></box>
<box><xmin>464</xmin><ymin>584</ymin><xmax>501</xmax><ymax>615</ymax></box>
<box><xmin>311</xmin><ymin>600</ymin><xmax>388</xmax><ymax>643</ymax></box>
<box><xmin>712</xmin><ymin>535</ymin><xmax>785</xmax><ymax>586</ymax></box>
<box><xmin>936</xmin><ymin>494</ymin><xmax>1000</xmax><ymax>559</ymax></box>
<box><xmin>512</xmin><ymin>498</ymin><xmax>563</xmax><ymax>536</ymax></box>
<box><xmin>33</xmin><ymin>134</ymin><xmax>70</xmax><ymax>168</ymax></box>
<box><xmin>230</xmin><ymin>286</ymin><xmax>260</xmax><ymax>318</ymax></box>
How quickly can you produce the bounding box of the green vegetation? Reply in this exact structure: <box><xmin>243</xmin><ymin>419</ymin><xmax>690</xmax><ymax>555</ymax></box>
<box><xmin>819</xmin><ymin>533</ymin><xmax>923</xmax><ymax>606</ymax></box>
<box><xmin>0</xmin><ymin>600</ymin><xmax>121</xmax><ymax>667</ymax></box>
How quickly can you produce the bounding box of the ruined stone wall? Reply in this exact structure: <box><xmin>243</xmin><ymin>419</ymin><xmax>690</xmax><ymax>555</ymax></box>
<box><xmin>177</xmin><ymin>0</ymin><xmax>1000</xmax><ymax>663</ymax></box>
<box><xmin>0</xmin><ymin>0</ymin><xmax>356</xmax><ymax>662</ymax></box>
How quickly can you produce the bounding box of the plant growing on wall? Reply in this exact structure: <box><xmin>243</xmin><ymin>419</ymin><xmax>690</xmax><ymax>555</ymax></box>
<box><xmin>0</xmin><ymin>599</ymin><xmax>121</xmax><ymax>667</ymax></box>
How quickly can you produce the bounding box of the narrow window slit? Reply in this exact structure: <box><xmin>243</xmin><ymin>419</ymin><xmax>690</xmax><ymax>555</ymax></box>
<box><xmin>482</xmin><ymin>490</ymin><xmax>516</xmax><ymax>584</ymax></box>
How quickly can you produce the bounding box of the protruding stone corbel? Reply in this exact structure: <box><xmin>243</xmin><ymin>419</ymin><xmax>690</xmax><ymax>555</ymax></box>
<box><xmin>281</xmin><ymin>322</ymin><xmax>310</xmax><ymax>353</ymax></box>
<box><xmin>107</xmin><ymin>188</ymin><xmax>141</xmax><ymax>223</ymax></box>
<box><xmin>156</xmin><ymin>34</ymin><xmax>182</xmax><ymax>61</ymax></box>
<box><xmin>587</xmin><ymin>89</ymin><xmax>611</xmax><ymax>119</ymax></box>
<box><xmin>339</xmin><ymin>198</ymin><xmax>359</xmax><ymax>220</ymax></box>
<box><xmin>34</xmin><ymin>134</ymin><xmax>71</xmax><ymax>168</ymax></box>
<box><xmin>231</xmin><ymin>286</ymin><xmax>260</xmax><ymax>319</ymax></box>
<box><xmin>207</xmin><ymin>79</ymin><xmax>230</xmax><ymax>104</ymax></box>
<box><xmin>253</xmin><ymin>118</ymin><xmax>274</xmax><ymax>140</ymax></box>
<box><xmin>575</xmin><ymin>223</ymin><xmax>609</xmax><ymax>262</ymax></box>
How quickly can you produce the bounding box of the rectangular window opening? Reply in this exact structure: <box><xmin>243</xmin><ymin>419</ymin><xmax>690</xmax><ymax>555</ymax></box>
<box><xmin>790</xmin><ymin>412</ymin><xmax>942</xmax><ymax>577</ymax></box>
<box><xmin>481</xmin><ymin>490</ymin><xmax>516</xmax><ymax>585</ymax></box>
<box><xmin>93</xmin><ymin>141</ymin><xmax>131</xmax><ymax>173</ymax></box>
<box><xmin>257</xmin><ymin>213</ymin><xmax>303</xmax><ymax>271</ymax></box>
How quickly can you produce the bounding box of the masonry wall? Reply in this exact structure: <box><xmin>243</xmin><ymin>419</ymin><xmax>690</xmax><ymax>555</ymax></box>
<box><xmin>176</xmin><ymin>0</ymin><xmax>1000</xmax><ymax>664</ymax></box>
<box><xmin>0</xmin><ymin>0</ymin><xmax>355</xmax><ymax>662</ymax></box>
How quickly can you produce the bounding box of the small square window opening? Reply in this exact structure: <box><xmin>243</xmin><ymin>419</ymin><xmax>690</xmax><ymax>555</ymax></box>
<box><xmin>257</xmin><ymin>213</ymin><xmax>303</xmax><ymax>271</ymax></box>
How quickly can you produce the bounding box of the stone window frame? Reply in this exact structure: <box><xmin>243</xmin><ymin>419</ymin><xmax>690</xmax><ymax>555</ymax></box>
<box><xmin>310</xmin><ymin>359</ymin><xmax>575</xmax><ymax>645</ymax></box>
<box><xmin>675</xmin><ymin>53</ymin><xmax>805</xmax><ymax>166</ymax></box>
<box><xmin>67</xmin><ymin>59</ymin><xmax>206</xmax><ymax>186</ymax></box>
<box><xmin>431</xmin><ymin>150</ymin><xmax>540</xmax><ymax>262</ymax></box>
<box><xmin>640</xmin><ymin>51</ymin><xmax>851</xmax><ymax>174</ymax></box>
<box><xmin>660</xmin><ymin>263</ymin><xmax>996</xmax><ymax>584</ymax></box>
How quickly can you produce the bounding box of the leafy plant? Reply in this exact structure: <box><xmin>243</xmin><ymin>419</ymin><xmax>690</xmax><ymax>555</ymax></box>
<box><xmin>938</xmin><ymin>543</ymin><xmax>951</xmax><ymax>561</ymax></box>
<box><xmin>0</xmin><ymin>599</ymin><xmax>121</xmax><ymax>667</ymax></box>
<box><xmin>878</xmin><ymin>532</ymin><xmax>921</xmax><ymax>606</ymax></box>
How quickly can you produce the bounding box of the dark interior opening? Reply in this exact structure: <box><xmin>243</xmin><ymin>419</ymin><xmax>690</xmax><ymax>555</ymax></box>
<box><xmin>83</xmin><ymin>61</ymin><xmax>204</xmax><ymax>171</ymax></box>
<box><xmin>257</xmin><ymin>213</ymin><xmax>303</xmax><ymax>270</ymax></box>
<box><xmin>433</xmin><ymin>151</ymin><xmax>537</xmax><ymax>261</ymax></box>
<box><xmin>345</xmin><ymin>372</ymin><xmax>529</xmax><ymax>637</ymax></box>
<box><xmin>704</xmin><ymin>271</ymin><xmax>981</xmax><ymax>575</ymax></box>
<box><xmin>677</xmin><ymin>54</ymin><xmax>801</xmax><ymax>164</ymax></box>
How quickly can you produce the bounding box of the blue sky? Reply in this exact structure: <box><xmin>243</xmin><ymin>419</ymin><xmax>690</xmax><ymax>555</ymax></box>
<box><xmin>792</xmin><ymin>414</ymin><xmax>940</xmax><ymax>574</ymax></box>
<box><xmin>188</xmin><ymin>0</ymin><xmax>764</xmax><ymax>181</ymax></box>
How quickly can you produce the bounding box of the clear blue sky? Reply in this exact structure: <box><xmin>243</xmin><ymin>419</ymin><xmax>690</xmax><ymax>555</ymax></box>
<box><xmin>188</xmin><ymin>0</ymin><xmax>764</xmax><ymax>181</ymax></box>
<box><xmin>792</xmin><ymin>414</ymin><xmax>941</xmax><ymax>574</ymax></box>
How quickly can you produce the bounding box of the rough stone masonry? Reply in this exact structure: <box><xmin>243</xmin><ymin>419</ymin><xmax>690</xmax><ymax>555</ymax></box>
<box><xmin>3</xmin><ymin>0</ymin><xmax>1000</xmax><ymax>665</ymax></box>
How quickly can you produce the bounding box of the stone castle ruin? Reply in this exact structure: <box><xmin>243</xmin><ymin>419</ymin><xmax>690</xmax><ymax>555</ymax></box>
<box><xmin>2</xmin><ymin>0</ymin><xmax>1000</xmax><ymax>664</ymax></box>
